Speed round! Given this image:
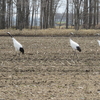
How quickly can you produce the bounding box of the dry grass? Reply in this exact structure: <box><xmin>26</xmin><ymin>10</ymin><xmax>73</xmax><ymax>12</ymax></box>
<box><xmin>1</xmin><ymin>28</ymin><xmax>100</xmax><ymax>36</ymax></box>
<box><xmin>0</xmin><ymin>36</ymin><xmax>100</xmax><ymax>100</ymax></box>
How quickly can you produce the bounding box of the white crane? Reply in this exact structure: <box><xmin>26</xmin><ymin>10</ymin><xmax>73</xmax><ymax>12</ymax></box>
<box><xmin>70</xmin><ymin>38</ymin><xmax>81</xmax><ymax>52</ymax></box>
<box><xmin>7</xmin><ymin>32</ymin><xmax>24</xmax><ymax>54</ymax></box>
<box><xmin>69</xmin><ymin>32</ymin><xmax>81</xmax><ymax>52</ymax></box>
<box><xmin>69</xmin><ymin>32</ymin><xmax>81</xmax><ymax>62</ymax></box>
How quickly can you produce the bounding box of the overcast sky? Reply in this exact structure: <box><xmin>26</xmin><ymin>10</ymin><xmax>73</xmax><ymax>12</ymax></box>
<box><xmin>57</xmin><ymin>0</ymin><xmax>66</xmax><ymax>13</ymax></box>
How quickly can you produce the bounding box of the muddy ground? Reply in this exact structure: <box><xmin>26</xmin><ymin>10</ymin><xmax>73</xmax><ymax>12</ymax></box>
<box><xmin>0</xmin><ymin>36</ymin><xmax>100</xmax><ymax>100</ymax></box>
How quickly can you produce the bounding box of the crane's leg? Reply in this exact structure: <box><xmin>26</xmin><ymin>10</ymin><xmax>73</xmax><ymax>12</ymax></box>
<box><xmin>73</xmin><ymin>50</ymin><xmax>79</xmax><ymax>63</ymax></box>
<box><xmin>75</xmin><ymin>51</ymin><xmax>78</xmax><ymax>60</ymax></box>
<box><xmin>73</xmin><ymin>50</ymin><xmax>77</xmax><ymax>58</ymax></box>
<box><xmin>12</xmin><ymin>52</ymin><xmax>17</xmax><ymax>59</ymax></box>
<box><xmin>71</xmin><ymin>50</ymin><xmax>79</xmax><ymax>65</ymax></box>
<box><xmin>72</xmin><ymin>50</ymin><xmax>77</xmax><ymax>64</ymax></box>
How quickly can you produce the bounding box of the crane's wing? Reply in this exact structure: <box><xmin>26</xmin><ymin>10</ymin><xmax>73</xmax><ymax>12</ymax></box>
<box><xmin>12</xmin><ymin>38</ymin><xmax>23</xmax><ymax>51</ymax></box>
<box><xmin>70</xmin><ymin>39</ymin><xmax>79</xmax><ymax>49</ymax></box>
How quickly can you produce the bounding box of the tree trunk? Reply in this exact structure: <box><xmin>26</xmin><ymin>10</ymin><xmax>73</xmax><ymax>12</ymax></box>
<box><xmin>1</xmin><ymin>0</ymin><xmax>6</xmax><ymax>29</ymax></box>
<box><xmin>93</xmin><ymin>0</ymin><xmax>96</xmax><ymax>28</ymax></box>
<box><xmin>40</xmin><ymin>0</ymin><xmax>43</xmax><ymax>29</ymax></box>
<box><xmin>83</xmin><ymin>0</ymin><xmax>88</xmax><ymax>29</ymax></box>
<box><xmin>89</xmin><ymin>0</ymin><xmax>93</xmax><ymax>29</ymax></box>
<box><xmin>96</xmin><ymin>0</ymin><xmax>99</xmax><ymax>25</ymax></box>
<box><xmin>30</xmin><ymin>6</ymin><xmax>34</xmax><ymax>29</ymax></box>
<box><xmin>25</xmin><ymin>0</ymin><xmax>29</xmax><ymax>28</ymax></box>
<box><xmin>66</xmin><ymin>0</ymin><xmax>69</xmax><ymax>29</ymax></box>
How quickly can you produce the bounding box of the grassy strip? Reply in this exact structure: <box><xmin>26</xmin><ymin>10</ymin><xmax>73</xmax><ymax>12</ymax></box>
<box><xmin>0</xmin><ymin>28</ymin><xmax>100</xmax><ymax>36</ymax></box>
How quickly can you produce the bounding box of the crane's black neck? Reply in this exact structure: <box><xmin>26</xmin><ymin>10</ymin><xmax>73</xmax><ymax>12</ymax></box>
<box><xmin>76</xmin><ymin>46</ymin><xmax>81</xmax><ymax>52</ymax></box>
<box><xmin>20</xmin><ymin>47</ymin><xmax>24</xmax><ymax>54</ymax></box>
<box><xmin>8</xmin><ymin>33</ymin><xmax>13</xmax><ymax>38</ymax></box>
<box><xmin>69</xmin><ymin>32</ymin><xmax>74</xmax><ymax>38</ymax></box>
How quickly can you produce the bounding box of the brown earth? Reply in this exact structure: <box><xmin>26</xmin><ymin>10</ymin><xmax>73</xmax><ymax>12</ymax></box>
<box><xmin>0</xmin><ymin>36</ymin><xmax>100</xmax><ymax>100</ymax></box>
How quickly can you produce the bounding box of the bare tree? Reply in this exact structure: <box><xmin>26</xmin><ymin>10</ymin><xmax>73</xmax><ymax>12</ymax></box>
<box><xmin>0</xmin><ymin>0</ymin><xmax>6</xmax><ymax>29</ymax></box>
<box><xmin>96</xmin><ymin>0</ymin><xmax>99</xmax><ymax>25</ymax></box>
<box><xmin>88</xmin><ymin>0</ymin><xmax>93</xmax><ymax>29</ymax></box>
<box><xmin>83</xmin><ymin>0</ymin><xmax>88</xmax><ymax>29</ymax></box>
<box><xmin>25</xmin><ymin>0</ymin><xmax>30</xmax><ymax>28</ymax></box>
<box><xmin>40</xmin><ymin>0</ymin><xmax>60</xmax><ymax>29</ymax></box>
<box><xmin>73</xmin><ymin>0</ymin><xmax>83</xmax><ymax>30</ymax></box>
<box><xmin>16</xmin><ymin>0</ymin><xmax>30</xmax><ymax>30</ymax></box>
<box><xmin>30</xmin><ymin>0</ymin><xmax>35</xmax><ymax>29</ymax></box>
<box><xmin>1</xmin><ymin>0</ymin><xmax>100</xmax><ymax>30</ymax></box>
<box><xmin>93</xmin><ymin>0</ymin><xmax>96</xmax><ymax>28</ymax></box>
<box><xmin>66</xmin><ymin>0</ymin><xmax>69</xmax><ymax>29</ymax></box>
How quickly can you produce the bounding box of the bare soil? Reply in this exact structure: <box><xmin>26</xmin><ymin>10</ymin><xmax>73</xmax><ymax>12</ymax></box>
<box><xmin>0</xmin><ymin>36</ymin><xmax>100</xmax><ymax>100</ymax></box>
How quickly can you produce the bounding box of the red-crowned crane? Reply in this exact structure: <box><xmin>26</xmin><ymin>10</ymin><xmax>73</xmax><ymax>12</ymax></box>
<box><xmin>7</xmin><ymin>32</ymin><xmax>24</xmax><ymax>54</ymax></box>
<box><xmin>69</xmin><ymin>32</ymin><xmax>81</xmax><ymax>52</ymax></box>
<box><xmin>70</xmin><ymin>38</ymin><xmax>81</xmax><ymax>52</ymax></box>
<box><xmin>69</xmin><ymin>32</ymin><xmax>81</xmax><ymax>62</ymax></box>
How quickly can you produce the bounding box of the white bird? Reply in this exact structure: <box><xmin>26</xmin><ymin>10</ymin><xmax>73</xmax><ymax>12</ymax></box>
<box><xmin>69</xmin><ymin>32</ymin><xmax>81</xmax><ymax>62</ymax></box>
<box><xmin>97</xmin><ymin>40</ymin><xmax>100</xmax><ymax>46</ymax></box>
<box><xmin>70</xmin><ymin>38</ymin><xmax>81</xmax><ymax>52</ymax></box>
<box><xmin>7</xmin><ymin>32</ymin><xmax>24</xmax><ymax>54</ymax></box>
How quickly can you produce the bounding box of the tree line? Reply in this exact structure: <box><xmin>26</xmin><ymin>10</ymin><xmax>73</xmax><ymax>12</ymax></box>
<box><xmin>0</xmin><ymin>0</ymin><xmax>100</xmax><ymax>30</ymax></box>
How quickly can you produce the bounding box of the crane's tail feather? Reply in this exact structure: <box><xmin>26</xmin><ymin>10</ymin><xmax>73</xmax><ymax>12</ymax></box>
<box><xmin>76</xmin><ymin>46</ymin><xmax>81</xmax><ymax>52</ymax></box>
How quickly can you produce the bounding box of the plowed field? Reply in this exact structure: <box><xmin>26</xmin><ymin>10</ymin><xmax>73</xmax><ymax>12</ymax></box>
<box><xmin>0</xmin><ymin>36</ymin><xmax>100</xmax><ymax>100</ymax></box>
